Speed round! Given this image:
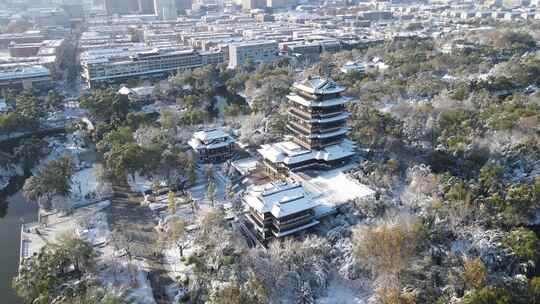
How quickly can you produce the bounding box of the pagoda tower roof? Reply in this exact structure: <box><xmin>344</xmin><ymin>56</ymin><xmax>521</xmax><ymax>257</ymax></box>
<box><xmin>293</xmin><ymin>76</ymin><xmax>346</xmax><ymax>95</ymax></box>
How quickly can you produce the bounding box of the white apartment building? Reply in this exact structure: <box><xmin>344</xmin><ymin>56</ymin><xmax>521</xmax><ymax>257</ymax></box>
<box><xmin>228</xmin><ymin>40</ymin><xmax>279</xmax><ymax>68</ymax></box>
<box><xmin>81</xmin><ymin>47</ymin><xmax>225</xmax><ymax>87</ymax></box>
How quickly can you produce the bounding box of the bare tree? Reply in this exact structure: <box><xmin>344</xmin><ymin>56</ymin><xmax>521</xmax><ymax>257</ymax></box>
<box><xmin>351</xmin><ymin>216</ymin><xmax>423</xmax><ymax>290</ymax></box>
<box><xmin>163</xmin><ymin>217</ymin><xmax>186</xmax><ymax>257</ymax></box>
<box><xmin>207</xmin><ymin>181</ymin><xmax>216</xmax><ymax>207</ymax></box>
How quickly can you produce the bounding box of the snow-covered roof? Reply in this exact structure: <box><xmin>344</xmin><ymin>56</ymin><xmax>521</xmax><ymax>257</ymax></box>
<box><xmin>294</xmin><ymin>76</ymin><xmax>346</xmax><ymax>95</ymax></box>
<box><xmin>243</xmin><ymin>181</ymin><xmax>318</xmax><ymax>218</ymax></box>
<box><xmin>118</xmin><ymin>86</ymin><xmax>135</xmax><ymax>95</ymax></box>
<box><xmin>287</xmin><ymin>94</ymin><xmax>352</xmax><ymax>107</ymax></box>
<box><xmin>0</xmin><ymin>99</ymin><xmax>7</xmax><ymax>112</ymax></box>
<box><xmin>341</xmin><ymin>61</ymin><xmax>366</xmax><ymax>73</ymax></box>
<box><xmin>188</xmin><ymin>138</ymin><xmax>234</xmax><ymax>150</ymax></box>
<box><xmin>188</xmin><ymin>128</ymin><xmax>235</xmax><ymax>150</ymax></box>
<box><xmin>193</xmin><ymin>128</ymin><xmax>228</xmax><ymax>142</ymax></box>
<box><xmin>131</xmin><ymin>86</ymin><xmax>154</xmax><ymax>96</ymax></box>
<box><xmin>231</xmin><ymin>158</ymin><xmax>259</xmax><ymax>176</ymax></box>
<box><xmin>0</xmin><ymin>65</ymin><xmax>50</xmax><ymax>81</ymax></box>
<box><xmin>289</xmin><ymin>111</ymin><xmax>350</xmax><ymax>123</ymax></box>
<box><xmin>258</xmin><ymin>140</ymin><xmax>356</xmax><ymax>165</ymax></box>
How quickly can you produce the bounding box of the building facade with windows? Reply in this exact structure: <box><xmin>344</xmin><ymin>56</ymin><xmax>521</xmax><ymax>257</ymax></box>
<box><xmin>81</xmin><ymin>47</ymin><xmax>225</xmax><ymax>87</ymax></box>
<box><xmin>228</xmin><ymin>40</ymin><xmax>279</xmax><ymax>69</ymax></box>
<box><xmin>0</xmin><ymin>65</ymin><xmax>52</xmax><ymax>91</ymax></box>
<box><xmin>258</xmin><ymin>76</ymin><xmax>355</xmax><ymax>177</ymax></box>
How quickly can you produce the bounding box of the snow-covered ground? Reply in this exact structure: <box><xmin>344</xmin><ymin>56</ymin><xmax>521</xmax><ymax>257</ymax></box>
<box><xmin>127</xmin><ymin>173</ymin><xmax>156</xmax><ymax>195</ymax></box>
<box><xmin>71</xmin><ymin>164</ymin><xmax>112</xmax><ymax>207</ymax></box>
<box><xmin>188</xmin><ymin>165</ymin><xmax>228</xmax><ymax>207</ymax></box>
<box><xmin>73</xmin><ymin>200</ymin><xmax>156</xmax><ymax>304</ymax></box>
<box><xmin>34</xmin><ymin>132</ymin><xmax>89</xmax><ymax>175</ymax></box>
<box><xmin>215</xmin><ymin>95</ymin><xmax>228</xmax><ymax>122</ymax></box>
<box><xmin>146</xmin><ymin>165</ymin><xmax>233</xmax><ymax>302</ymax></box>
<box><xmin>162</xmin><ymin>245</ymin><xmax>195</xmax><ymax>279</ymax></box>
<box><xmin>298</xmin><ymin>166</ymin><xmax>375</xmax><ymax>217</ymax></box>
<box><xmin>318</xmin><ymin>278</ymin><xmax>371</xmax><ymax>304</ymax></box>
<box><xmin>39</xmin><ymin>133</ymin><xmax>112</xmax><ymax>209</ymax></box>
<box><xmin>23</xmin><ymin>200</ymin><xmax>111</xmax><ymax>260</ymax></box>
<box><xmin>99</xmin><ymin>257</ymin><xmax>156</xmax><ymax>304</ymax></box>
<box><xmin>76</xmin><ymin>200</ymin><xmax>111</xmax><ymax>246</ymax></box>
<box><xmin>0</xmin><ymin>163</ymin><xmax>22</xmax><ymax>190</ymax></box>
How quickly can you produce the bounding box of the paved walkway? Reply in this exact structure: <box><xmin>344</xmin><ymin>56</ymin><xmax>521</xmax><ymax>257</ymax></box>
<box><xmin>108</xmin><ymin>176</ymin><xmax>173</xmax><ymax>304</ymax></box>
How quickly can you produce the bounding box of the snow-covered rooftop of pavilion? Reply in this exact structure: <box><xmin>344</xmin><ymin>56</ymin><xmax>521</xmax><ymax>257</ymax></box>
<box><xmin>231</xmin><ymin>157</ymin><xmax>259</xmax><ymax>176</ymax></box>
<box><xmin>257</xmin><ymin>140</ymin><xmax>356</xmax><ymax>165</ymax></box>
<box><xmin>118</xmin><ymin>85</ymin><xmax>154</xmax><ymax>97</ymax></box>
<box><xmin>243</xmin><ymin>181</ymin><xmax>318</xmax><ymax>218</ymax></box>
<box><xmin>289</xmin><ymin>111</ymin><xmax>351</xmax><ymax>123</ymax></box>
<box><xmin>192</xmin><ymin>128</ymin><xmax>230</xmax><ymax>142</ymax></box>
<box><xmin>287</xmin><ymin>94</ymin><xmax>352</xmax><ymax>107</ymax></box>
<box><xmin>294</xmin><ymin>76</ymin><xmax>346</xmax><ymax>95</ymax></box>
<box><xmin>341</xmin><ymin>61</ymin><xmax>367</xmax><ymax>74</ymax></box>
<box><xmin>188</xmin><ymin>128</ymin><xmax>235</xmax><ymax>150</ymax></box>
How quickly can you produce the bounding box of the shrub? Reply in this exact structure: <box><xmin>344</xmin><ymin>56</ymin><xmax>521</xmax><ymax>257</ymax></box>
<box><xmin>461</xmin><ymin>286</ymin><xmax>511</xmax><ymax>304</ymax></box>
<box><xmin>462</xmin><ymin>258</ymin><xmax>487</xmax><ymax>290</ymax></box>
<box><xmin>502</xmin><ymin>228</ymin><xmax>540</xmax><ymax>262</ymax></box>
<box><xmin>185</xmin><ymin>255</ymin><xmax>199</xmax><ymax>265</ymax></box>
<box><xmin>529</xmin><ymin>277</ymin><xmax>540</xmax><ymax>303</ymax></box>
<box><xmin>222</xmin><ymin>255</ymin><xmax>235</xmax><ymax>266</ymax></box>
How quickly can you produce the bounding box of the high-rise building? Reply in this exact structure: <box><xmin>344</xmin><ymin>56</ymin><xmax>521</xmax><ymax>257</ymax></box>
<box><xmin>266</xmin><ymin>0</ymin><xmax>288</xmax><ymax>8</ymax></box>
<box><xmin>242</xmin><ymin>0</ymin><xmax>265</xmax><ymax>10</ymax></box>
<box><xmin>176</xmin><ymin>0</ymin><xmax>192</xmax><ymax>10</ymax></box>
<box><xmin>105</xmin><ymin>0</ymin><xmax>139</xmax><ymax>15</ymax></box>
<box><xmin>138</xmin><ymin>0</ymin><xmax>155</xmax><ymax>13</ymax></box>
<box><xmin>154</xmin><ymin>0</ymin><xmax>178</xmax><ymax>19</ymax></box>
<box><xmin>104</xmin><ymin>0</ymin><xmax>154</xmax><ymax>15</ymax></box>
<box><xmin>258</xmin><ymin>76</ymin><xmax>356</xmax><ymax>178</ymax></box>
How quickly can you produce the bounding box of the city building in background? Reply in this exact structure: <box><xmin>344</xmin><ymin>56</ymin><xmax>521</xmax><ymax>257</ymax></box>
<box><xmin>228</xmin><ymin>40</ymin><xmax>279</xmax><ymax>68</ymax></box>
<box><xmin>154</xmin><ymin>0</ymin><xmax>178</xmax><ymax>20</ymax></box>
<box><xmin>81</xmin><ymin>47</ymin><xmax>224</xmax><ymax>87</ymax></box>
<box><xmin>0</xmin><ymin>65</ymin><xmax>52</xmax><ymax>91</ymax></box>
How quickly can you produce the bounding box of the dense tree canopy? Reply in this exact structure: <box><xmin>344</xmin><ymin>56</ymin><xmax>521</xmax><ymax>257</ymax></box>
<box><xmin>23</xmin><ymin>155</ymin><xmax>75</xmax><ymax>210</ymax></box>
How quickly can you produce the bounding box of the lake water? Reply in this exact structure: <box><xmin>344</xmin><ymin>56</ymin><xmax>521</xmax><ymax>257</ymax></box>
<box><xmin>0</xmin><ymin>187</ymin><xmax>38</xmax><ymax>304</ymax></box>
<box><xmin>0</xmin><ymin>136</ymin><xmax>97</xmax><ymax>302</ymax></box>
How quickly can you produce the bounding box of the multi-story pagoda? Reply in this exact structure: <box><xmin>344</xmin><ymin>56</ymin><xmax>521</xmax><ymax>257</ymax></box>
<box><xmin>258</xmin><ymin>75</ymin><xmax>355</xmax><ymax>177</ymax></box>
